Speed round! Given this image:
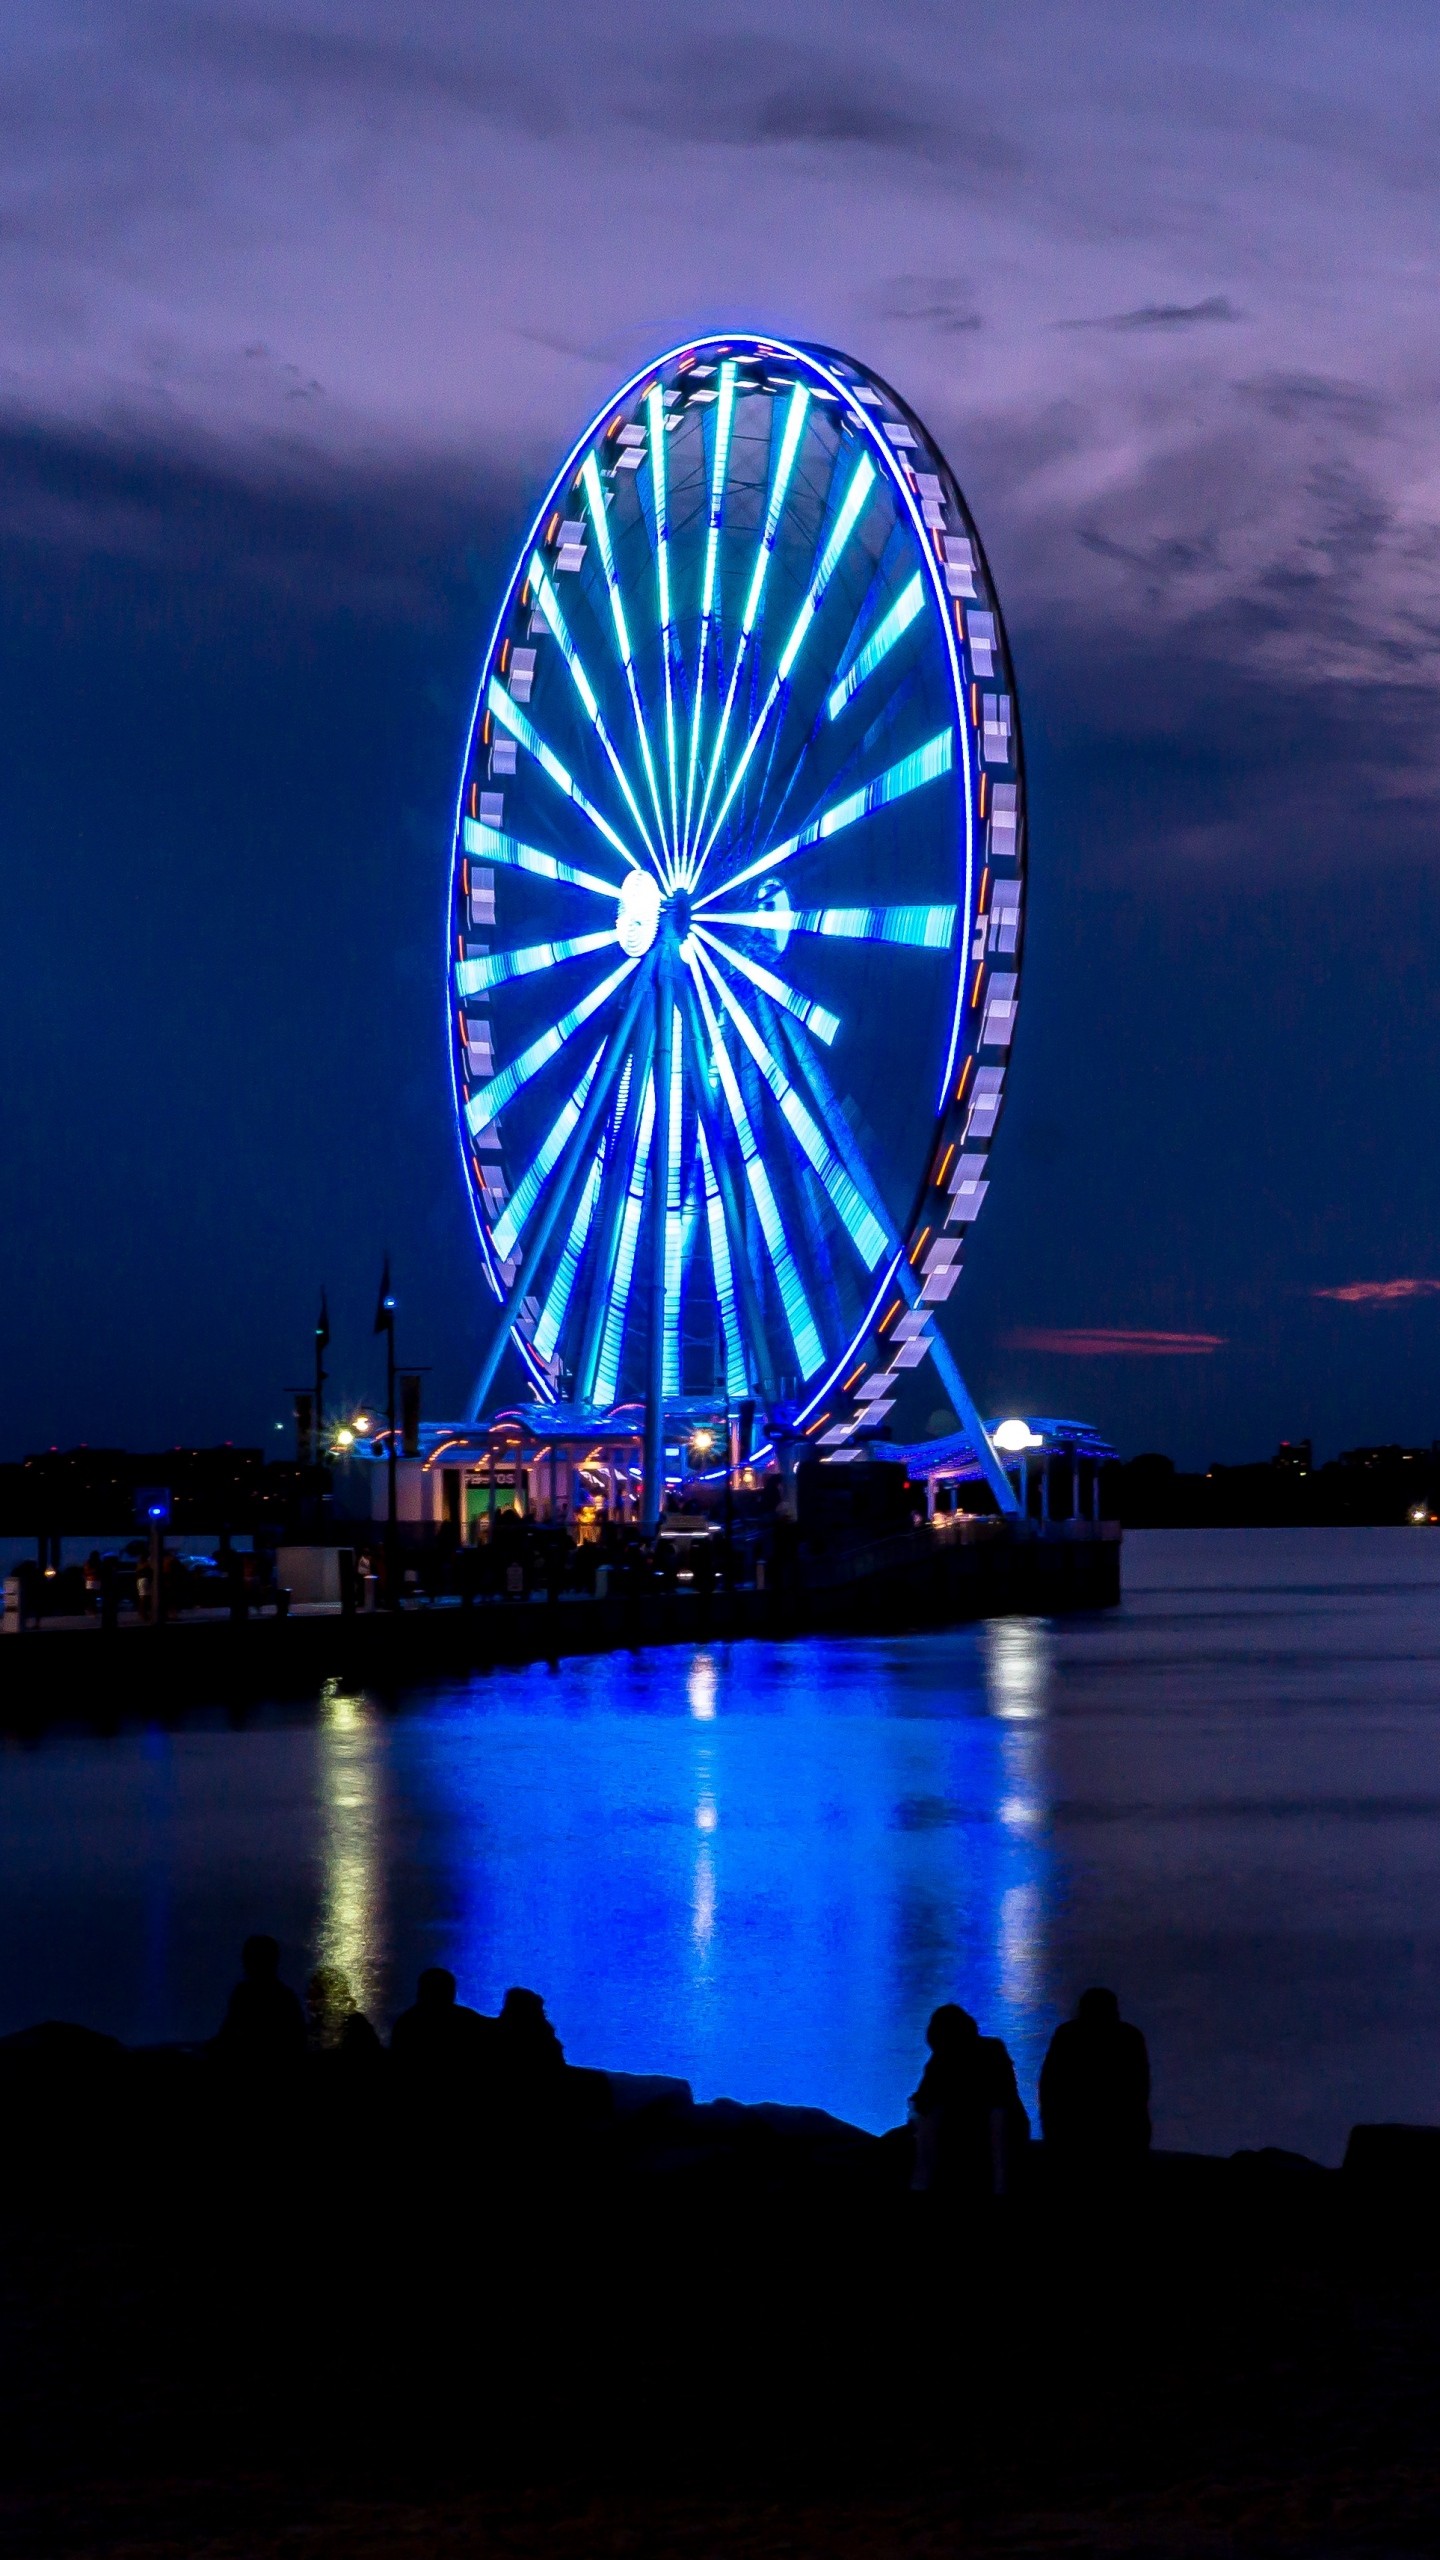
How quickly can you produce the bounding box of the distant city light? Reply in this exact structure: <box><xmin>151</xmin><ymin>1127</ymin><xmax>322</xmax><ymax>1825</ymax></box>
<box><xmin>689</xmin><ymin>1428</ymin><xmax>715</xmax><ymax>1457</ymax></box>
<box><xmin>334</xmin><ymin>1428</ymin><xmax>355</xmax><ymax>1450</ymax></box>
<box><xmin>354</xmin><ymin>1413</ymin><xmax>371</xmax><ymax>1433</ymax></box>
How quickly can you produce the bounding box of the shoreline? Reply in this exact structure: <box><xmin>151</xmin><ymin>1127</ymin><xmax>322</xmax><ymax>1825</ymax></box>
<box><xmin>0</xmin><ymin>2021</ymin><xmax>1437</xmax><ymax>2558</ymax></box>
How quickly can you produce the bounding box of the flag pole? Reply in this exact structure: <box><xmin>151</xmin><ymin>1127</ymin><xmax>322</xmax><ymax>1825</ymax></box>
<box><xmin>375</xmin><ymin>1257</ymin><xmax>397</xmax><ymax>1600</ymax></box>
<box><xmin>314</xmin><ymin>1288</ymin><xmax>329</xmax><ymax>1453</ymax></box>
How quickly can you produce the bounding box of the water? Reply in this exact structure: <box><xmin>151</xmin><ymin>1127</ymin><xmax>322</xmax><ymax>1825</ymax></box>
<box><xmin>4</xmin><ymin>1527</ymin><xmax>1440</xmax><ymax>2162</ymax></box>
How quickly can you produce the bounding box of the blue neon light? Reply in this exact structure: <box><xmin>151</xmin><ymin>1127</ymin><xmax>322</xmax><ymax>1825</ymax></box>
<box><xmin>698</xmin><ymin>727</ymin><xmax>953</xmax><ymax>905</ymax></box>
<box><xmin>456</xmin><ymin>930</ymin><xmax>613</xmax><ymax>996</ymax></box>
<box><xmin>687</xmin><ymin>382</ymin><xmax>810</xmax><ymax>875</ymax></box>
<box><xmin>695</xmin><ymin>452</ymin><xmax>876</xmax><ymax>870</ymax></box>
<box><xmin>701</xmin><ymin>901</ymin><xmax>954</xmax><ymax>950</ymax></box>
<box><xmin>487</xmin><ymin>678</ymin><xmax>640</xmax><ymax>871</ymax></box>
<box><xmin>462</xmin><ymin>817</ymin><xmax>620</xmax><ymax>901</ymax></box>
<box><xmin>647</xmin><ymin>386</ymin><xmax>680</xmax><ymax>858</ymax></box>
<box><xmin>465</xmin><ymin>953</ymin><xmax>637</xmax><ymax>1134</ymax></box>
<box><xmin>662</xmin><ymin>1004</ymin><xmax>684</xmax><ymax>1398</ymax></box>
<box><xmin>528</xmin><ymin>555</ymin><xmax>658</xmax><ymax>862</ymax></box>
<box><xmin>826</xmin><ymin>571</ymin><xmax>925</xmax><ymax>721</ymax></box>
<box><xmin>684</xmin><ymin>949</ymin><xmax>826</xmax><ymax>1377</ymax></box>
<box><xmin>490</xmin><ymin>1048</ymin><xmax>602</xmax><ymax>1261</ymax></box>
<box><xmin>690</xmin><ymin>938</ymin><xmax>887</xmax><ymax>1269</ymax></box>
<box><xmin>580</xmin><ymin>451</ymin><xmax>670</xmax><ymax>862</ymax></box>
<box><xmin>533</xmin><ymin>1145</ymin><xmax>604</xmax><ymax>1363</ymax></box>
<box><xmin>697</xmin><ymin>1121</ymin><xmax>748</xmax><ymax>1399</ymax></box>
<box><xmin>693</xmin><ymin>923</ymin><xmax>839</xmax><ymax>1044</ymax></box>
<box><xmin>594</xmin><ymin>1071</ymin><xmax>656</xmax><ymax>1407</ymax></box>
<box><xmin>682</xmin><ymin>360</ymin><xmax>737</xmax><ymax>861</ymax></box>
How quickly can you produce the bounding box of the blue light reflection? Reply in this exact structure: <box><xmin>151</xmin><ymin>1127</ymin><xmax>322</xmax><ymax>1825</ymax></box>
<box><xmin>391</xmin><ymin>1625</ymin><xmax>1056</xmax><ymax>2130</ymax></box>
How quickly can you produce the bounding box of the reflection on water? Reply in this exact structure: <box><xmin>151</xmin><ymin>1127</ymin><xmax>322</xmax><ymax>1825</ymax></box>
<box><xmin>315</xmin><ymin>1683</ymin><xmax>386</xmax><ymax>2016</ymax></box>
<box><xmin>396</xmin><ymin>1632</ymin><xmax>1056</xmax><ymax>2128</ymax></box>
<box><xmin>6</xmin><ymin>1530</ymin><xmax>1440</xmax><ymax>2155</ymax></box>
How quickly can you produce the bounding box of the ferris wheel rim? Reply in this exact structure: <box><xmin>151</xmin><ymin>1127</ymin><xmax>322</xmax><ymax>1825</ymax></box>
<box><xmin>447</xmin><ymin>332</ymin><xmax>1024</xmax><ymax>1434</ymax></box>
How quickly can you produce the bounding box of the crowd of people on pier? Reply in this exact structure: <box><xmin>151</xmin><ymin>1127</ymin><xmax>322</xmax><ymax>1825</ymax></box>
<box><xmin>207</xmin><ymin>1932</ymin><xmax>1151</xmax><ymax>2198</ymax></box>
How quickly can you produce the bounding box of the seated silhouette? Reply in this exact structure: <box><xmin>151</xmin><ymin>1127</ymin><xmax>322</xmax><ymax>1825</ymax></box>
<box><xmin>909</xmin><ymin>2003</ymin><xmax>1029</xmax><ymax>2199</ymax></box>
<box><xmin>1039</xmin><ymin>1986</ymin><xmax>1151</xmax><ymax>2169</ymax></box>
<box><xmin>214</xmin><ymin>1935</ymin><xmax>306</xmax><ymax>2069</ymax></box>
<box><xmin>496</xmin><ymin>1985</ymin><xmax>566</xmax><ymax>2084</ymax></box>
<box><xmin>389</xmin><ymin>1967</ymin><xmax>495</xmax><ymax>2078</ymax></box>
<box><xmin>306</xmin><ymin>1964</ymin><xmax>383</xmax><ymax>2066</ymax></box>
<box><xmin>491</xmin><ymin>1987</ymin><xmax>611</xmax><ymax>2137</ymax></box>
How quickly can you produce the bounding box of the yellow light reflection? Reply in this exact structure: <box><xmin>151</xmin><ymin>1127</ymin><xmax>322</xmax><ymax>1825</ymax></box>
<box><xmin>316</xmin><ymin>1680</ymin><xmax>386</xmax><ymax>2018</ymax></box>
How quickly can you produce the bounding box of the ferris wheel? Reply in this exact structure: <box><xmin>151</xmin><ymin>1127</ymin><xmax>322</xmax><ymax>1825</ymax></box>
<box><xmin>452</xmin><ymin>335</ymin><xmax>1025</xmax><ymax>1501</ymax></box>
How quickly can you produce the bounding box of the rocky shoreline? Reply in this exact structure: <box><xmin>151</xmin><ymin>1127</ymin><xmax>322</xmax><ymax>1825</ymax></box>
<box><xmin>0</xmin><ymin>2020</ymin><xmax>1438</xmax><ymax>2556</ymax></box>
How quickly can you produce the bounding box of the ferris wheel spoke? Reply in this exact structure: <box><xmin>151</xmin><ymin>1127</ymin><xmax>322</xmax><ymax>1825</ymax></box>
<box><xmin>489</xmin><ymin>1045</ymin><xmax>605</xmax><ymax>1262</ymax></box>
<box><xmin>487</xmin><ymin>677</ymin><xmax>647</xmax><ymax>876</ymax></box>
<box><xmin>532</xmin><ymin>1143</ymin><xmax>605</xmax><ymax>1368</ymax></box>
<box><xmin>685</xmin><ymin>381</ymin><xmax>811</xmax><ymax>877</ymax></box>
<box><xmin>691</xmin><ymin>451</ymin><xmax>878</xmax><ymax>885</ymax></box>
<box><xmin>573</xmin><ymin>1011</ymin><xmax>654</xmax><ymax>1404</ymax></box>
<box><xmin>661</xmin><ymin>996</ymin><xmax>686</xmax><ymax>1400</ymax></box>
<box><xmin>681</xmin><ymin>945</ymin><xmax>825</xmax><ymax>1378</ymax></box>
<box><xmin>463</xmin><ymin>817</ymin><xmax>623</xmax><ymax>902</ymax></box>
<box><xmin>695</xmin><ymin>1121</ymin><xmax>748</xmax><ymax>1401</ymax></box>
<box><xmin>456</xmin><ymin>930</ymin><xmax>615</xmax><ymax>996</ymax></box>
<box><xmin>646</xmin><ymin>389</ymin><xmax>682</xmax><ymax>861</ymax></box>
<box><xmin>681</xmin><ymin>360</ymin><xmax>737</xmax><ymax>865</ymax></box>
<box><xmin>592</xmin><ymin>1070</ymin><xmax>657</xmax><ymax>1409</ymax></box>
<box><xmin>687</xmin><ymin>935</ymin><xmax>888</xmax><ymax>1273</ymax></box>
<box><xmin>766</xmin><ymin>998</ymin><xmax>899</xmax><ymax>1257</ymax></box>
<box><xmin>678</xmin><ymin>979</ymin><xmax>774</xmax><ymax>1397</ymax></box>
<box><xmin>580</xmin><ymin>452</ymin><xmax>673</xmax><ymax>879</ymax></box>
<box><xmin>702</xmin><ymin>902</ymin><xmax>957</xmax><ymax>950</ymax></box>
<box><xmin>527</xmin><ymin>553</ymin><xmax>661</xmax><ymax>868</ymax></box>
<box><xmin>463</xmin><ymin>952</ymin><xmax>638</xmax><ymax>1135</ymax></box>
<box><xmin>695</xmin><ymin>725</ymin><xmax>953</xmax><ymax>908</ymax></box>
<box><xmin>691</xmin><ymin>921</ymin><xmax>839</xmax><ymax>1045</ymax></box>
<box><xmin>826</xmin><ymin>570</ymin><xmax>926</xmax><ymax>724</ymax></box>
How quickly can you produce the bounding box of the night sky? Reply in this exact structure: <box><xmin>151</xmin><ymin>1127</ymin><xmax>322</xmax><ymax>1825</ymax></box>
<box><xmin>3</xmin><ymin>1</ymin><xmax>1437</xmax><ymax>1470</ymax></box>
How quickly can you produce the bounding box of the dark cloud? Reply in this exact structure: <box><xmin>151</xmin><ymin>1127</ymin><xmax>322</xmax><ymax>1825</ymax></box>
<box><xmin>1238</xmin><ymin>373</ymin><xmax>1390</xmax><ymax>433</ymax></box>
<box><xmin>877</xmin><ymin>276</ymin><xmax>983</xmax><ymax>334</ymax></box>
<box><xmin>627</xmin><ymin>34</ymin><xmax>1018</xmax><ymax>174</ymax></box>
<box><xmin>1065</xmin><ymin>295</ymin><xmax>1241</xmax><ymax>332</ymax></box>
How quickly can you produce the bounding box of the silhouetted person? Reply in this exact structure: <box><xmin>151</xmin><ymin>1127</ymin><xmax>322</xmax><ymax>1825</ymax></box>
<box><xmin>389</xmin><ymin>1967</ymin><xmax>495</xmax><ymax>2079</ymax></box>
<box><xmin>1040</xmin><ymin>1987</ymin><xmax>1151</xmax><ymax>2172</ymax></box>
<box><xmin>910</xmin><ymin>2003</ymin><xmax>1029</xmax><ymax>2199</ymax></box>
<box><xmin>495</xmin><ymin>1986</ymin><xmax>565</xmax><ymax>2089</ymax></box>
<box><xmin>215</xmin><ymin>1935</ymin><xmax>306</xmax><ymax>2070</ymax></box>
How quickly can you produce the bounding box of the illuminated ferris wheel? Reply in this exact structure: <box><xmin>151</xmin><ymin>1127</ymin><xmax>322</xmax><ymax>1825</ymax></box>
<box><xmin>452</xmin><ymin>335</ymin><xmax>1025</xmax><ymax>1483</ymax></box>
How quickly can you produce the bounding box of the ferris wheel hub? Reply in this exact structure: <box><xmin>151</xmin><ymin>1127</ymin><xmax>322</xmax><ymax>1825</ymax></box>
<box><xmin>614</xmin><ymin>866</ymin><xmax>661</xmax><ymax>957</ymax></box>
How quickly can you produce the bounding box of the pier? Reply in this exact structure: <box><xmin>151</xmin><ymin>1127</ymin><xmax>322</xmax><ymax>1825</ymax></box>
<box><xmin>0</xmin><ymin>1514</ymin><xmax>1119</xmax><ymax>1717</ymax></box>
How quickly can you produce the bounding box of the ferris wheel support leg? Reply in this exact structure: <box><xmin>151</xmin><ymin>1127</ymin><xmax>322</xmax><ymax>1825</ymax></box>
<box><xmin>466</xmin><ymin>964</ymin><xmax>651</xmax><ymax>1422</ymax></box>
<box><xmin>909</xmin><ymin>1303</ymin><xmax>1022</xmax><ymax>1519</ymax></box>
<box><xmin>642</xmin><ymin>957</ymin><xmax>674</xmax><ymax>1537</ymax></box>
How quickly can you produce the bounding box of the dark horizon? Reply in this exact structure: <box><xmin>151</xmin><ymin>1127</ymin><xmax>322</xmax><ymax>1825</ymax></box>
<box><xmin>4</xmin><ymin>4</ymin><xmax>1438</xmax><ymax>1473</ymax></box>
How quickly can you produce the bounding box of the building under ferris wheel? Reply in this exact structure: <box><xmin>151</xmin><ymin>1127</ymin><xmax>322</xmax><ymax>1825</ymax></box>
<box><xmin>402</xmin><ymin>333</ymin><xmax>1109</xmax><ymax>1536</ymax></box>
